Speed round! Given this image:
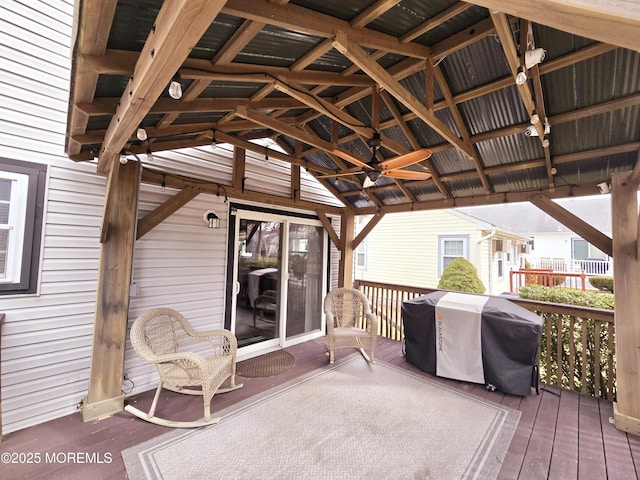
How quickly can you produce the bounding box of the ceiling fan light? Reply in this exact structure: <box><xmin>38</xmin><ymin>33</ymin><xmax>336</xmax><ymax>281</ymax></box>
<box><xmin>367</xmin><ymin>170</ymin><xmax>381</xmax><ymax>183</ymax></box>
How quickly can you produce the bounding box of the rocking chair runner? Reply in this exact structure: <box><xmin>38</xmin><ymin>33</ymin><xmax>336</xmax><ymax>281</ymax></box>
<box><xmin>324</xmin><ymin>287</ymin><xmax>378</xmax><ymax>364</ymax></box>
<box><xmin>125</xmin><ymin>308</ymin><xmax>243</xmax><ymax>428</ymax></box>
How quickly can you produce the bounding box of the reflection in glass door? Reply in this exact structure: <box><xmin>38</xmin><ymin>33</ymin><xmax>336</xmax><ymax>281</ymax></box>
<box><xmin>234</xmin><ymin>218</ymin><xmax>282</xmax><ymax>348</ymax></box>
<box><xmin>229</xmin><ymin>209</ymin><xmax>327</xmax><ymax>353</ymax></box>
<box><xmin>286</xmin><ymin>224</ymin><xmax>323</xmax><ymax>339</ymax></box>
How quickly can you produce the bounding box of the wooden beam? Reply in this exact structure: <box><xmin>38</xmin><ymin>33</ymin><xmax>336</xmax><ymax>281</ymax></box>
<box><xmin>401</xmin><ymin>3</ymin><xmax>474</xmax><ymax>43</ymax></box>
<box><xmin>338</xmin><ymin>210</ymin><xmax>355</xmax><ymax>287</ymax></box>
<box><xmin>234</xmin><ymin>106</ymin><xmax>371</xmax><ymax>168</ymax></box>
<box><xmin>136</xmin><ymin>186</ymin><xmax>201</xmax><ymax>240</ymax></box>
<box><xmin>140</xmin><ymin>168</ymin><xmax>345</xmax><ymax>215</ymax></box>
<box><xmin>291</xmin><ymin>164</ymin><xmax>301</xmax><ymax>201</ymax></box>
<box><xmin>316</xmin><ymin>210</ymin><xmax>341</xmax><ymax>251</ymax></box>
<box><xmin>273</xmin><ymin>80</ymin><xmax>409</xmax><ymax>155</ymax></box>
<box><xmin>433</xmin><ymin>64</ymin><xmax>491</xmax><ymax>192</ymax></box>
<box><xmin>430</xmin><ymin>17</ymin><xmax>495</xmax><ymax>60</ymax></box>
<box><xmin>79</xmin><ymin>96</ymin><xmax>305</xmax><ymax>116</ymax></box>
<box><xmin>222</xmin><ymin>0</ymin><xmax>431</xmax><ymax>59</ymax></box>
<box><xmin>232</xmin><ymin>145</ymin><xmax>246</xmax><ymax>191</ymax></box>
<box><xmin>380</xmin><ymin>90</ymin><xmax>449</xmax><ymax>198</ymax></box>
<box><xmin>332</xmin><ymin>31</ymin><xmax>475</xmax><ymax>161</ymax></box>
<box><xmin>97</xmin><ymin>0</ymin><xmax>228</xmax><ymax>172</ymax></box>
<box><xmin>350</xmin><ymin>0</ymin><xmax>401</xmax><ymax>29</ymax></box>
<box><xmin>66</xmin><ymin>0</ymin><xmax>118</xmax><ymax>157</ymax></box>
<box><xmin>353</xmin><ymin>212</ymin><xmax>384</xmax><ymax>249</ymax></box>
<box><xmin>529</xmin><ymin>195</ymin><xmax>612</xmax><ymax>256</ymax></box>
<box><xmin>628</xmin><ymin>148</ymin><xmax>640</xmax><ymax>185</ymax></box>
<box><xmin>182</xmin><ymin>66</ymin><xmax>375</xmax><ymax>86</ymax></box>
<box><xmin>491</xmin><ymin>12</ymin><xmax>546</xmax><ymax>140</ymax></box>
<box><xmin>611</xmin><ymin>171</ymin><xmax>640</xmax><ymax>435</ymax></box>
<box><xmin>83</xmin><ymin>159</ymin><xmax>140</xmax><ymax>422</ymax></box>
<box><xmin>352</xmin><ymin>181</ymin><xmax>607</xmax><ymax>215</ymax></box>
<box><xmin>465</xmin><ymin>0</ymin><xmax>640</xmax><ymax>52</ymax></box>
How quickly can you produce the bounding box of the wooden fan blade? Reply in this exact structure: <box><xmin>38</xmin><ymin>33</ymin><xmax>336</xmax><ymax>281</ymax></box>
<box><xmin>316</xmin><ymin>170</ymin><xmax>364</xmax><ymax>179</ymax></box>
<box><xmin>382</xmin><ymin>169</ymin><xmax>431</xmax><ymax>180</ymax></box>
<box><xmin>332</xmin><ymin>149</ymin><xmax>374</xmax><ymax>170</ymax></box>
<box><xmin>380</xmin><ymin>148</ymin><xmax>432</xmax><ymax>171</ymax></box>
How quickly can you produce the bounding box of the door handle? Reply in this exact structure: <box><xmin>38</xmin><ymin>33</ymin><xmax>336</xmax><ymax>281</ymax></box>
<box><xmin>234</xmin><ymin>281</ymin><xmax>240</xmax><ymax>295</ymax></box>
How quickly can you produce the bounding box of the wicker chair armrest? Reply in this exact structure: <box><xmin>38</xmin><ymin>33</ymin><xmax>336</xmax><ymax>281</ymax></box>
<box><xmin>188</xmin><ymin>329</ymin><xmax>238</xmax><ymax>355</ymax></box>
<box><xmin>152</xmin><ymin>352</ymin><xmax>208</xmax><ymax>371</ymax></box>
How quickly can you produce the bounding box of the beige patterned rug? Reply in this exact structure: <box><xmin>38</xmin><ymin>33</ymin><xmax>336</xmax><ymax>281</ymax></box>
<box><xmin>122</xmin><ymin>356</ymin><xmax>520</xmax><ymax>480</ymax></box>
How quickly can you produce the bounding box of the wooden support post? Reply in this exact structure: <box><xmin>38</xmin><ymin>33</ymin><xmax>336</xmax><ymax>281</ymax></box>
<box><xmin>611</xmin><ymin>171</ymin><xmax>640</xmax><ymax>436</ymax></box>
<box><xmin>338</xmin><ymin>210</ymin><xmax>355</xmax><ymax>288</ymax></box>
<box><xmin>83</xmin><ymin>160</ymin><xmax>140</xmax><ymax>422</ymax></box>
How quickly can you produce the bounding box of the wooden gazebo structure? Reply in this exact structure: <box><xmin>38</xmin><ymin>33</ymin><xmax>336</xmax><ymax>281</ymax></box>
<box><xmin>65</xmin><ymin>0</ymin><xmax>640</xmax><ymax>435</ymax></box>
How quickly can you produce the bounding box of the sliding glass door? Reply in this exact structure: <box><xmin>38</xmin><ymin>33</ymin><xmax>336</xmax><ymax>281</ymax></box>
<box><xmin>229</xmin><ymin>209</ymin><xmax>326</xmax><ymax>354</ymax></box>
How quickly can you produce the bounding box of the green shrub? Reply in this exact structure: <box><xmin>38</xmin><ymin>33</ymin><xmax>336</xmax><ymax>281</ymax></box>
<box><xmin>438</xmin><ymin>257</ymin><xmax>485</xmax><ymax>294</ymax></box>
<box><xmin>589</xmin><ymin>276</ymin><xmax>614</xmax><ymax>293</ymax></box>
<box><xmin>519</xmin><ymin>285</ymin><xmax>614</xmax><ymax>309</ymax></box>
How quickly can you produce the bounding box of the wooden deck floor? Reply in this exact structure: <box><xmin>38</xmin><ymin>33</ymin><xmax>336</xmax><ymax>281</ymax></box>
<box><xmin>2</xmin><ymin>337</ymin><xmax>639</xmax><ymax>479</ymax></box>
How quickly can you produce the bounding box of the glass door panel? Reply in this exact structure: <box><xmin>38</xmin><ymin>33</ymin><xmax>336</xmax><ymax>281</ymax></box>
<box><xmin>286</xmin><ymin>223</ymin><xmax>323</xmax><ymax>339</ymax></box>
<box><xmin>234</xmin><ymin>218</ymin><xmax>282</xmax><ymax>348</ymax></box>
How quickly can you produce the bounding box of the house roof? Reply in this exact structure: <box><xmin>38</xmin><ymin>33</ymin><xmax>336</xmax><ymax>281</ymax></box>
<box><xmin>458</xmin><ymin>195</ymin><xmax>612</xmax><ymax>234</ymax></box>
<box><xmin>65</xmin><ymin>1</ymin><xmax>640</xmax><ymax>214</ymax></box>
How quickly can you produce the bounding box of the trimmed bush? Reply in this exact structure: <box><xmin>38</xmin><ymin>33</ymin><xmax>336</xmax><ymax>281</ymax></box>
<box><xmin>589</xmin><ymin>276</ymin><xmax>614</xmax><ymax>293</ymax></box>
<box><xmin>438</xmin><ymin>257</ymin><xmax>485</xmax><ymax>294</ymax></box>
<box><xmin>519</xmin><ymin>285</ymin><xmax>614</xmax><ymax>309</ymax></box>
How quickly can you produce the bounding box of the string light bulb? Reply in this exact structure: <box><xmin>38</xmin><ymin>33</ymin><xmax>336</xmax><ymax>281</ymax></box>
<box><xmin>136</xmin><ymin>127</ymin><xmax>147</xmax><ymax>141</ymax></box>
<box><xmin>530</xmin><ymin>109</ymin><xmax>539</xmax><ymax>125</ymax></box>
<box><xmin>168</xmin><ymin>80</ymin><xmax>182</xmax><ymax>99</ymax></box>
<box><xmin>515</xmin><ymin>66</ymin><xmax>527</xmax><ymax>85</ymax></box>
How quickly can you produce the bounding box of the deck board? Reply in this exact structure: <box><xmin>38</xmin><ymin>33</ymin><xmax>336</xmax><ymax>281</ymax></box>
<box><xmin>0</xmin><ymin>337</ymin><xmax>637</xmax><ymax>480</ymax></box>
<box><xmin>548</xmin><ymin>386</ymin><xmax>579</xmax><ymax>479</ymax></box>
<box><xmin>578</xmin><ymin>395</ymin><xmax>608</xmax><ymax>479</ymax></box>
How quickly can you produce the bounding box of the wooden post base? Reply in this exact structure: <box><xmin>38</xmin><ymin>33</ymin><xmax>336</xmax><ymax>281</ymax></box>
<box><xmin>613</xmin><ymin>402</ymin><xmax>640</xmax><ymax>436</ymax></box>
<box><xmin>82</xmin><ymin>394</ymin><xmax>125</xmax><ymax>423</ymax></box>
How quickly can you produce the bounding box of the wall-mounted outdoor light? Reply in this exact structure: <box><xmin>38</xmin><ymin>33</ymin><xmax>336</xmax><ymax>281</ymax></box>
<box><xmin>204</xmin><ymin>210</ymin><xmax>220</xmax><ymax>229</ymax></box>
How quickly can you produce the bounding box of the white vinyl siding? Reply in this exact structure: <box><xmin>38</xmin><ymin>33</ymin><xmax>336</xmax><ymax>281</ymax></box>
<box><xmin>0</xmin><ymin>0</ymin><xmax>342</xmax><ymax>434</ymax></box>
<box><xmin>355</xmin><ymin>210</ymin><xmax>481</xmax><ymax>289</ymax></box>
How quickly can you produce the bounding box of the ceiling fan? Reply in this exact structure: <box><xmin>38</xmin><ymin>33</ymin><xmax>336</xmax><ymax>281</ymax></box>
<box><xmin>319</xmin><ymin>132</ymin><xmax>432</xmax><ymax>187</ymax></box>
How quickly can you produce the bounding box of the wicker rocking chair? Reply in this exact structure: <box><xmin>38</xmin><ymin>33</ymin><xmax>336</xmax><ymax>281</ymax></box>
<box><xmin>324</xmin><ymin>288</ymin><xmax>378</xmax><ymax>364</ymax></box>
<box><xmin>124</xmin><ymin>308</ymin><xmax>243</xmax><ymax>428</ymax></box>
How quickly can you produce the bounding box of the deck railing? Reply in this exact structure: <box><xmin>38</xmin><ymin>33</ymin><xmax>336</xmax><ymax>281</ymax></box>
<box><xmin>509</xmin><ymin>268</ymin><xmax>587</xmax><ymax>292</ymax></box>
<box><xmin>354</xmin><ymin>279</ymin><xmax>616</xmax><ymax>401</ymax></box>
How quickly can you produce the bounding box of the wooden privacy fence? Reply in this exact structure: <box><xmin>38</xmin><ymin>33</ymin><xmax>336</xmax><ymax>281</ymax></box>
<box><xmin>354</xmin><ymin>280</ymin><xmax>616</xmax><ymax>400</ymax></box>
<box><xmin>510</xmin><ymin>268</ymin><xmax>586</xmax><ymax>292</ymax></box>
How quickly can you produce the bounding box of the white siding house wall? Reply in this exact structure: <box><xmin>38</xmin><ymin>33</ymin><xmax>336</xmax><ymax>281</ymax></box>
<box><xmin>1</xmin><ymin>1</ymin><xmax>342</xmax><ymax>434</ymax></box>
<box><xmin>355</xmin><ymin>210</ymin><xmax>525</xmax><ymax>295</ymax></box>
<box><xmin>355</xmin><ymin>210</ymin><xmax>483</xmax><ymax>290</ymax></box>
<box><xmin>1</xmin><ymin>0</ymin><xmax>95</xmax><ymax>433</ymax></box>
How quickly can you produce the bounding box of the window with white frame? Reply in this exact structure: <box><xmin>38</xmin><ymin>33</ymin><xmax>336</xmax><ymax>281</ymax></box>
<box><xmin>438</xmin><ymin>235</ymin><xmax>469</xmax><ymax>276</ymax></box>
<box><xmin>355</xmin><ymin>237</ymin><xmax>367</xmax><ymax>270</ymax></box>
<box><xmin>0</xmin><ymin>159</ymin><xmax>46</xmax><ymax>295</ymax></box>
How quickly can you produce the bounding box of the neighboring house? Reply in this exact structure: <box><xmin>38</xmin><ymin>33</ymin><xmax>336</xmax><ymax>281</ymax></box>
<box><xmin>0</xmin><ymin>2</ymin><xmax>342</xmax><ymax>435</ymax></box>
<box><xmin>459</xmin><ymin>196</ymin><xmax>613</xmax><ymax>275</ymax></box>
<box><xmin>354</xmin><ymin>210</ymin><xmax>528</xmax><ymax>295</ymax></box>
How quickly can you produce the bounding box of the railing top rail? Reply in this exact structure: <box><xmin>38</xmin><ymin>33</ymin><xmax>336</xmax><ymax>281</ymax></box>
<box><xmin>354</xmin><ymin>279</ymin><xmax>614</xmax><ymax>323</ymax></box>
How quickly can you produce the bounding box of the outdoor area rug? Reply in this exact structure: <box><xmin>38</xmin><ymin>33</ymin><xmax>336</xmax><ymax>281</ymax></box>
<box><xmin>236</xmin><ymin>349</ymin><xmax>296</xmax><ymax>378</ymax></box>
<box><xmin>122</xmin><ymin>356</ymin><xmax>520</xmax><ymax>480</ymax></box>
